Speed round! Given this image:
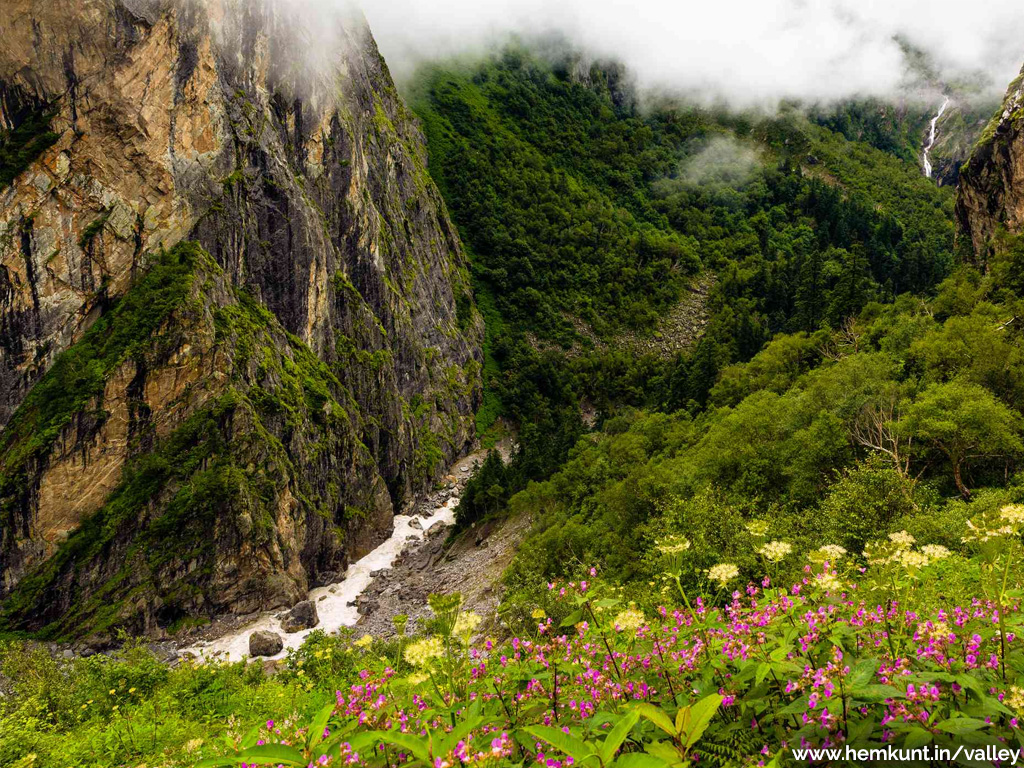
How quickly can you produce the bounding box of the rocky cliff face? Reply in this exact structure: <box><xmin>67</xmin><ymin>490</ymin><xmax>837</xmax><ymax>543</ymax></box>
<box><xmin>0</xmin><ymin>0</ymin><xmax>482</xmax><ymax>640</ymax></box>
<box><xmin>956</xmin><ymin>66</ymin><xmax>1024</xmax><ymax>260</ymax></box>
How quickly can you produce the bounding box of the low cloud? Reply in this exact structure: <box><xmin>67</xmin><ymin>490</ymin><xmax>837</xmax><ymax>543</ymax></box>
<box><xmin>358</xmin><ymin>0</ymin><xmax>1024</xmax><ymax>106</ymax></box>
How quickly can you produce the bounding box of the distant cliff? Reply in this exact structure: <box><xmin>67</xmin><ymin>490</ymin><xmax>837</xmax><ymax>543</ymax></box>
<box><xmin>0</xmin><ymin>0</ymin><xmax>482</xmax><ymax>640</ymax></box>
<box><xmin>956</xmin><ymin>66</ymin><xmax>1024</xmax><ymax>260</ymax></box>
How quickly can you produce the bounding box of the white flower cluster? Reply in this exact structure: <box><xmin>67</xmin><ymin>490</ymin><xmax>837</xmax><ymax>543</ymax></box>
<box><xmin>745</xmin><ymin>520</ymin><xmax>770</xmax><ymax>537</ymax></box>
<box><xmin>708</xmin><ymin>563</ymin><xmax>739</xmax><ymax>586</ymax></box>
<box><xmin>963</xmin><ymin>505</ymin><xmax>1024</xmax><ymax>543</ymax></box>
<box><xmin>656</xmin><ymin>535</ymin><xmax>692</xmax><ymax>555</ymax></box>
<box><xmin>614</xmin><ymin>607</ymin><xmax>646</xmax><ymax>633</ymax></box>
<box><xmin>404</xmin><ymin>637</ymin><xmax>445</xmax><ymax>668</ymax></box>
<box><xmin>758</xmin><ymin>540</ymin><xmax>793</xmax><ymax>563</ymax></box>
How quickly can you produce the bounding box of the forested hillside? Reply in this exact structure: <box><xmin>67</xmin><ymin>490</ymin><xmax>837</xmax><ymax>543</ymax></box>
<box><xmin>420</xmin><ymin>48</ymin><xmax>959</xmax><ymax>528</ymax></box>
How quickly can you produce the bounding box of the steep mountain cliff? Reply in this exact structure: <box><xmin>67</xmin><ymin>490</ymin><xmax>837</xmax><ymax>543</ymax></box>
<box><xmin>0</xmin><ymin>0</ymin><xmax>482</xmax><ymax>640</ymax></box>
<box><xmin>956</xmin><ymin>65</ymin><xmax>1024</xmax><ymax>260</ymax></box>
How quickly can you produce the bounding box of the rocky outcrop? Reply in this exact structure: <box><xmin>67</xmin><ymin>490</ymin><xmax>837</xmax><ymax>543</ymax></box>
<box><xmin>0</xmin><ymin>0</ymin><xmax>482</xmax><ymax>639</ymax></box>
<box><xmin>956</xmin><ymin>67</ymin><xmax>1024</xmax><ymax>261</ymax></box>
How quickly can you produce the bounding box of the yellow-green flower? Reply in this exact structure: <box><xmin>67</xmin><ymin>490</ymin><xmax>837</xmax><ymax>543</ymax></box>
<box><xmin>404</xmin><ymin>637</ymin><xmax>445</xmax><ymax>667</ymax></box>
<box><xmin>708</xmin><ymin>563</ymin><xmax>739</xmax><ymax>586</ymax></box>
<box><xmin>920</xmin><ymin>544</ymin><xmax>951</xmax><ymax>561</ymax></box>
<box><xmin>888</xmin><ymin>530</ymin><xmax>916</xmax><ymax>549</ymax></box>
<box><xmin>454</xmin><ymin>611</ymin><xmax>483</xmax><ymax>637</ymax></box>
<box><xmin>657</xmin><ymin>535</ymin><xmax>692</xmax><ymax>554</ymax></box>
<box><xmin>745</xmin><ymin>520</ymin><xmax>770</xmax><ymax>537</ymax></box>
<box><xmin>354</xmin><ymin>634</ymin><xmax>374</xmax><ymax>649</ymax></box>
<box><xmin>1001</xmin><ymin>504</ymin><xmax>1024</xmax><ymax>524</ymax></box>
<box><xmin>757</xmin><ymin>540</ymin><xmax>792</xmax><ymax>563</ymax></box>
<box><xmin>613</xmin><ymin>606</ymin><xmax>646</xmax><ymax>633</ymax></box>
<box><xmin>817</xmin><ymin>544</ymin><xmax>847</xmax><ymax>561</ymax></box>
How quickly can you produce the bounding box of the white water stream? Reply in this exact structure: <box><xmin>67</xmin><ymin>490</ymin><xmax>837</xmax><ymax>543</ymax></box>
<box><xmin>922</xmin><ymin>96</ymin><xmax>951</xmax><ymax>178</ymax></box>
<box><xmin>184</xmin><ymin>497</ymin><xmax>459</xmax><ymax>662</ymax></box>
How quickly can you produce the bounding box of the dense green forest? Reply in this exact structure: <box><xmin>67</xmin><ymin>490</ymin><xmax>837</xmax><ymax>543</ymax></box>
<box><xmin>416</xmin><ymin>48</ymin><xmax>959</xmax><ymax>530</ymax></box>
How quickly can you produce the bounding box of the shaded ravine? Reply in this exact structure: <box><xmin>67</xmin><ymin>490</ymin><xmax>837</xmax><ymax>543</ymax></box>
<box><xmin>923</xmin><ymin>96</ymin><xmax>951</xmax><ymax>178</ymax></box>
<box><xmin>184</xmin><ymin>498</ymin><xmax>459</xmax><ymax>662</ymax></box>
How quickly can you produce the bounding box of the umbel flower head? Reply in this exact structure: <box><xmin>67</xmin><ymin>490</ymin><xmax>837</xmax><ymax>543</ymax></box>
<box><xmin>757</xmin><ymin>540</ymin><xmax>792</xmax><ymax>563</ymax></box>
<box><xmin>454</xmin><ymin>611</ymin><xmax>483</xmax><ymax>638</ymax></box>
<box><xmin>1007</xmin><ymin>687</ymin><xmax>1024</xmax><ymax>714</ymax></box>
<box><xmin>404</xmin><ymin>637</ymin><xmax>445</xmax><ymax>668</ymax></box>
<box><xmin>963</xmin><ymin>506</ymin><xmax>1020</xmax><ymax>543</ymax></box>
<box><xmin>745</xmin><ymin>520</ymin><xmax>770</xmax><ymax>538</ymax></box>
<box><xmin>815</xmin><ymin>572</ymin><xmax>843</xmax><ymax>592</ymax></box>
<box><xmin>898</xmin><ymin>550</ymin><xmax>930</xmax><ymax>570</ymax></box>
<box><xmin>613</xmin><ymin>606</ymin><xmax>646</xmax><ymax>634</ymax></box>
<box><xmin>921</xmin><ymin>544</ymin><xmax>951</xmax><ymax>561</ymax></box>
<box><xmin>708</xmin><ymin>563</ymin><xmax>739</xmax><ymax>586</ymax></box>
<box><xmin>889</xmin><ymin>530</ymin><xmax>916</xmax><ymax>550</ymax></box>
<box><xmin>1002</xmin><ymin>504</ymin><xmax>1024</xmax><ymax>524</ymax></box>
<box><xmin>656</xmin><ymin>535</ymin><xmax>692</xmax><ymax>555</ymax></box>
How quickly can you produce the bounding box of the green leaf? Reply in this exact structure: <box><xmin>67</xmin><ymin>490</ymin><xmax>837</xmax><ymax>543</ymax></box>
<box><xmin>599</xmin><ymin>709</ymin><xmax>641</xmax><ymax>765</ymax></box>
<box><xmin>848</xmin><ymin>659</ymin><xmax>878</xmax><ymax>688</ymax></box>
<box><xmin>903</xmin><ymin>728</ymin><xmax>932</xmax><ymax>750</ymax></box>
<box><xmin>935</xmin><ymin>717</ymin><xmax>988</xmax><ymax>735</ymax></box>
<box><xmin>634</xmin><ymin>704</ymin><xmax>676</xmax><ymax>737</ymax></box>
<box><xmin>377</xmin><ymin>731</ymin><xmax>433</xmax><ymax>764</ymax></box>
<box><xmin>561</xmin><ymin>610</ymin><xmax>583</xmax><ymax>628</ymax></box>
<box><xmin>755</xmin><ymin>662</ymin><xmax>771</xmax><ymax>686</ymax></box>
<box><xmin>437</xmin><ymin>716</ymin><xmax>485</xmax><ymax>757</ymax></box>
<box><xmin>317</xmin><ymin>729</ymin><xmax>380</xmax><ymax>760</ymax></box>
<box><xmin>644</xmin><ymin>740</ymin><xmax>681</xmax><ymax>765</ymax></box>
<box><xmin>233</xmin><ymin>745</ymin><xmax>306</xmax><ymax>766</ymax></box>
<box><xmin>307</xmin><ymin>703</ymin><xmax>335</xmax><ymax>750</ymax></box>
<box><xmin>614</xmin><ymin>753</ymin><xmax>671</xmax><ymax>768</ymax></box>
<box><xmin>681</xmin><ymin>694</ymin><xmax>723</xmax><ymax>749</ymax></box>
<box><xmin>524</xmin><ymin>726</ymin><xmax>596</xmax><ymax>765</ymax></box>
<box><xmin>853</xmin><ymin>684</ymin><xmax>903</xmax><ymax>702</ymax></box>
<box><xmin>194</xmin><ymin>759</ymin><xmax>241</xmax><ymax>768</ymax></box>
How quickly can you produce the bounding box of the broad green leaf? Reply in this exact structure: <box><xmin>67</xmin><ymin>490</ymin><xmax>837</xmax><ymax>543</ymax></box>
<box><xmin>903</xmin><ymin>728</ymin><xmax>932</xmax><ymax>750</ymax></box>
<box><xmin>239</xmin><ymin>725</ymin><xmax>262</xmax><ymax>750</ymax></box>
<box><xmin>634</xmin><ymin>704</ymin><xmax>676</xmax><ymax>737</ymax></box>
<box><xmin>853</xmin><ymin>684</ymin><xmax>903</xmax><ymax>702</ymax></box>
<box><xmin>848</xmin><ymin>659</ymin><xmax>878</xmax><ymax>688</ymax></box>
<box><xmin>599</xmin><ymin>709</ymin><xmax>641</xmax><ymax>765</ymax></box>
<box><xmin>318</xmin><ymin>730</ymin><xmax>384</xmax><ymax>760</ymax></box>
<box><xmin>226</xmin><ymin>745</ymin><xmax>306</xmax><ymax>767</ymax></box>
<box><xmin>524</xmin><ymin>726</ymin><xmax>597</xmax><ymax>765</ymax></box>
<box><xmin>377</xmin><ymin>731</ymin><xmax>433</xmax><ymax>763</ymax></box>
<box><xmin>755</xmin><ymin>662</ymin><xmax>771</xmax><ymax>686</ymax></box>
<box><xmin>644</xmin><ymin>740</ymin><xmax>681</xmax><ymax>765</ymax></box>
<box><xmin>437</xmin><ymin>716</ymin><xmax>485</xmax><ymax>757</ymax></box>
<box><xmin>935</xmin><ymin>717</ymin><xmax>988</xmax><ymax>735</ymax></box>
<box><xmin>561</xmin><ymin>610</ymin><xmax>583</xmax><ymax>628</ymax></box>
<box><xmin>307</xmin><ymin>703</ymin><xmax>335</xmax><ymax>750</ymax></box>
<box><xmin>680</xmin><ymin>694</ymin><xmax>723</xmax><ymax>749</ymax></box>
<box><xmin>614</xmin><ymin>753</ymin><xmax>671</xmax><ymax>768</ymax></box>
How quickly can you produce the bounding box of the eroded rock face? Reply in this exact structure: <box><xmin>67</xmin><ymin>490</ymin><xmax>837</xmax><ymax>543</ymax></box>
<box><xmin>0</xmin><ymin>0</ymin><xmax>482</xmax><ymax>638</ymax></box>
<box><xmin>956</xmin><ymin>66</ymin><xmax>1024</xmax><ymax>261</ymax></box>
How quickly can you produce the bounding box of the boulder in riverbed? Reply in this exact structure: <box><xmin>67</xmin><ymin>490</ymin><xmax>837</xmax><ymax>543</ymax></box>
<box><xmin>249</xmin><ymin>631</ymin><xmax>284</xmax><ymax>657</ymax></box>
<box><xmin>281</xmin><ymin>600</ymin><xmax>319</xmax><ymax>633</ymax></box>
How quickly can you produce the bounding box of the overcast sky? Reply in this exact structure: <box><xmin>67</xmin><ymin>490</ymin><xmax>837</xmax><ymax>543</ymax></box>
<box><xmin>358</xmin><ymin>0</ymin><xmax>1024</xmax><ymax>106</ymax></box>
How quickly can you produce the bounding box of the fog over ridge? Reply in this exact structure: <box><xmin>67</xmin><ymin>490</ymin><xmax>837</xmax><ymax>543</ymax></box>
<box><xmin>353</xmin><ymin>0</ymin><xmax>1024</xmax><ymax>106</ymax></box>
